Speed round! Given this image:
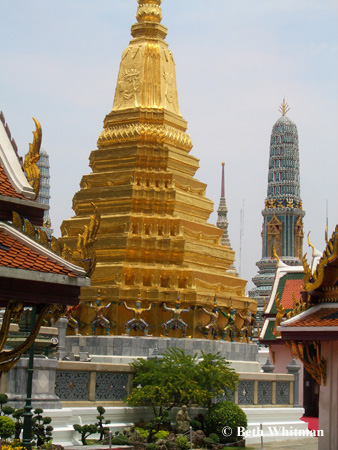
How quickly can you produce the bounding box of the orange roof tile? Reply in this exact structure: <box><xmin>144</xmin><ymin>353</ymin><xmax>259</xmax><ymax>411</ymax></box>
<box><xmin>280</xmin><ymin>278</ymin><xmax>303</xmax><ymax>309</ymax></box>
<box><xmin>0</xmin><ymin>231</ymin><xmax>78</xmax><ymax>277</ymax></box>
<box><xmin>0</xmin><ymin>165</ymin><xmax>25</xmax><ymax>199</ymax></box>
<box><xmin>284</xmin><ymin>308</ymin><xmax>338</xmax><ymax>327</ymax></box>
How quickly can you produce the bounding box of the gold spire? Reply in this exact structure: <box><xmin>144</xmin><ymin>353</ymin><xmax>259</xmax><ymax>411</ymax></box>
<box><xmin>279</xmin><ymin>98</ymin><xmax>290</xmax><ymax>116</ymax></box>
<box><xmin>108</xmin><ymin>0</ymin><xmax>181</xmax><ymax>118</ymax></box>
<box><xmin>136</xmin><ymin>0</ymin><xmax>162</xmax><ymax>24</ymax></box>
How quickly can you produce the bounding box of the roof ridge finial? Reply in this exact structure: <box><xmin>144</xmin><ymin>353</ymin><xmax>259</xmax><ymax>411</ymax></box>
<box><xmin>221</xmin><ymin>161</ymin><xmax>225</xmax><ymax>198</ymax></box>
<box><xmin>136</xmin><ymin>0</ymin><xmax>162</xmax><ymax>24</ymax></box>
<box><xmin>279</xmin><ymin>97</ymin><xmax>290</xmax><ymax>116</ymax></box>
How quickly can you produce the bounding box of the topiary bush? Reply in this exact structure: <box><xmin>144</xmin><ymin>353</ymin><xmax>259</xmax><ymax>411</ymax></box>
<box><xmin>204</xmin><ymin>401</ymin><xmax>247</xmax><ymax>444</ymax></box>
<box><xmin>0</xmin><ymin>416</ymin><xmax>15</xmax><ymax>441</ymax></box>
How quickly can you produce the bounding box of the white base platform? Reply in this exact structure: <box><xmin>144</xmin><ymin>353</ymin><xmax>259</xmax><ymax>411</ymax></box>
<box><xmin>44</xmin><ymin>405</ymin><xmax>309</xmax><ymax>446</ymax></box>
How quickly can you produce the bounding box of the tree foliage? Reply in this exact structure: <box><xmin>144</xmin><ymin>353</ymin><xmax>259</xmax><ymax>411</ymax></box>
<box><xmin>32</xmin><ymin>408</ymin><xmax>53</xmax><ymax>446</ymax></box>
<box><xmin>0</xmin><ymin>416</ymin><xmax>15</xmax><ymax>440</ymax></box>
<box><xmin>73</xmin><ymin>424</ymin><xmax>98</xmax><ymax>445</ymax></box>
<box><xmin>95</xmin><ymin>406</ymin><xmax>110</xmax><ymax>441</ymax></box>
<box><xmin>127</xmin><ymin>348</ymin><xmax>239</xmax><ymax>414</ymax></box>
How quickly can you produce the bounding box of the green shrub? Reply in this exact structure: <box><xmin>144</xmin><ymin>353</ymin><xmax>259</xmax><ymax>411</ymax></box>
<box><xmin>204</xmin><ymin>401</ymin><xmax>247</xmax><ymax>444</ymax></box>
<box><xmin>154</xmin><ymin>430</ymin><xmax>169</xmax><ymax>440</ymax></box>
<box><xmin>208</xmin><ymin>433</ymin><xmax>220</xmax><ymax>443</ymax></box>
<box><xmin>0</xmin><ymin>416</ymin><xmax>15</xmax><ymax>440</ymax></box>
<box><xmin>146</xmin><ymin>444</ymin><xmax>158</xmax><ymax>450</ymax></box>
<box><xmin>111</xmin><ymin>434</ymin><xmax>130</xmax><ymax>445</ymax></box>
<box><xmin>136</xmin><ymin>427</ymin><xmax>149</xmax><ymax>439</ymax></box>
<box><xmin>175</xmin><ymin>434</ymin><xmax>189</xmax><ymax>450</ymax></box>
<box><xmin>203</xmin><ymin>437</ymin><xmax>215</xmax><ymax>448</ymax></box>
<box><xmin>190</xmin><ymin>419</ymin><xmax>201</xmax><ymax>431</ymax></box>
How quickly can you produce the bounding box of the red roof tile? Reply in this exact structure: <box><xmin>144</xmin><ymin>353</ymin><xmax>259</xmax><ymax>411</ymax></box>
<box><xmin>284</xmin><ymin>308</ymin><xmax>338</xmax><ymax>327</ymax></box>
<box><xmin>0</xmin><ymin>165</ymin><xmax>25</xmax><ymax>199</ymax></box>
<box><xmin>0</xmin><ymin>230</ymin><xmax>78</xmax><ymax>277</ymax></box>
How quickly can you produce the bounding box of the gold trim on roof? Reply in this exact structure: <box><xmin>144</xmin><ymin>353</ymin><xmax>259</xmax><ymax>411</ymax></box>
<box><xmin>23</xmin><ymin>117</ymin><xmax>42</xmax><ymax>200</ymax></box>
<box><xmin>302</xmin><ymin>224</ymin><xmax>338</xmax><ymax>291</ymax></box>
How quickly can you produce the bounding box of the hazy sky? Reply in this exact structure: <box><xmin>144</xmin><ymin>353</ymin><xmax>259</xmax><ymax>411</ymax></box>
<box><xmin>1</xmin><ymin>0</ymin><xmax>337</xmax><ymax>292</ymax></box>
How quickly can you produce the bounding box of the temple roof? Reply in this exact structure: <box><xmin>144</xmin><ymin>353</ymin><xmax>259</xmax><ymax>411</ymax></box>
<box><xmin>0</xmin><ymin>223</ymin><xmax>84</xmax><ymax>278</ymax></box>
<box><xmin>260</xmin><ymin>262</ymin><xmax>304</xmax><ymax>343</ymax></box>
<box><xmin>0</xmin><ymin>111</ymin><xmax>90</xmax><ymax>307</ymax></box>
<box><xmin>0</xmin><ymin>112</ymin><xmax>35</xmax><ymax>200</ymax></box>
<box><xmin>0</xmin><ymin>164</ymin><xmax>25</xmax><ymax>199</ymax></box>
<box><xmin>278</xmin><ymin>226</ymin><xmax>338</xmax><ymax>340</ymax></box>
<box><xmin>279</xmin><ymin>304</ymin><xmax>338</xmax><ymax>341</ymax></box>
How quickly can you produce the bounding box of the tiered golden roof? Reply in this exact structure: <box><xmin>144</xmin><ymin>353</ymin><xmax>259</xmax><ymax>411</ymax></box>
<box><xmin>60</xmin><ymin>0</ymin><xmax>255</xmax><ymax>338</ymax></box>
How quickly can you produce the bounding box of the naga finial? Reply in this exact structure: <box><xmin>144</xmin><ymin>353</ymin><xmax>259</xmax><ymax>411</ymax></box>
<box><xmin>23</xmin><ymin>117</ymin><xmax>42</xmax><ymax>199</ymax></box>
<box><xmin>279</xmin><ymin>98</ymin><xmax>290</xmax><ymax>116</ymax></box>
<box><xmin>136</xmin><ymin>0</ymin><xmax>162</xmax><ymax>24</ymax></box>
<box><xmin>272</xmin><ymin>243</ymin><xmax>280</xmax><ymax>264</ymax></box>
<box><xmin>307</xmin><ymin>231</ymin><xmax>315</xmax><ymax>258</ymax></box>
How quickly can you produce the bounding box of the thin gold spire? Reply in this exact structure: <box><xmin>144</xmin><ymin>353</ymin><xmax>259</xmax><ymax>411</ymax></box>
<box><xmin>279</xmin><ymin>98</ymin><xmax>290</xmax><ymax>116</ymax></box>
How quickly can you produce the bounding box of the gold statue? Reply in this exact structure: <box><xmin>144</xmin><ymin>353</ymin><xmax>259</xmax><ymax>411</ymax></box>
<box><xmin>23</xmin><ymin>117</ymin><xmax>42</xmax><ymax>199</ymax></box>
<box><xmin>242</xmin><ymin>311</ymin><xmax>259</xmax><ymax>342</ymax></box>
<box><xmin>65</xmin><ymin>304</ymin><xmax>80</xmax><ymax>335</ymax></box>
<box><xmin>77</xmin><ymin>203</ymin><xmax>101</xmax><ymax>276</ymax></box>
<box><xmin>199</xmin><ymin>296</ymin><xmax>219</xmax><ymax>339</ymax></box>
<box><xmin>90</xmin><ymin>290</ymin><xmax>111</xmax><ymax>335</ymax></box>
<box><xmin>162</xmin><ymin>295</ymin><xmax>190</xmax><ymax>337</ymax></box>
<box><xmin>221</xmin><ymin>308</ymin><xmax>236</xmax><ymax>341</ymax></box>
<box><xmin>123</xmin><ymin>293</ymin><xmax>152</xmax><ymax>335</ymax></box>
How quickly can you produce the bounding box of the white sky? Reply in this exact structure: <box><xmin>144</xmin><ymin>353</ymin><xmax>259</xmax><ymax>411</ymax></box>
<box><xmin>1</xmin><ymin>0</ymin><xmax>337</xmax><ymax>292</ymax></box>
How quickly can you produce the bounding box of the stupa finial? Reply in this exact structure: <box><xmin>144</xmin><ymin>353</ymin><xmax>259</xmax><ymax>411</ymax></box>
<box><xmin>279</xmin><ymin>98</ymin><xmax>290</xmax><ymax>116</ymax></box>
<box><xmin>221</xmin><ymin>162</ymin><xmax>225</xmax><ymax>198</ymax></box>
<box><xmin>136</xmin><ymin>0</ymin><xmax>162</xmax><ymax>24</ymax></box>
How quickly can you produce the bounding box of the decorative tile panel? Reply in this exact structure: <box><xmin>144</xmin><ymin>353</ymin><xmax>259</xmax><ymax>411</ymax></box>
<box><xmin>276</xmin><ymin>381</ymin><xmax>289</xmax><ymax>404</ymax></box>
<box><xmin>95</xmin><ymin>373</ymin><xmax>129</xmax><ymax>401</ymax></box>
<box><xmin>237</xmin><ymin>380</ymin><xmax>254</xmax><ymax>405</ymax></box>
<box><xmin>258</xmin><ymin>381</ymin><xmax>272</xmax><ymax>404</ymax></box>
<box><xmin>55</xmin><ymin>371</ymin><xmax>89</xmax><ymax>400</ymax></box>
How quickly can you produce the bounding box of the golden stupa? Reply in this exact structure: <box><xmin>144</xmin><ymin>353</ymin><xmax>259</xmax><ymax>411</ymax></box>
<box><xmin>60</xmin><ymin>0</ymin><xmax>256</xmax><ymax>339</ymax></box>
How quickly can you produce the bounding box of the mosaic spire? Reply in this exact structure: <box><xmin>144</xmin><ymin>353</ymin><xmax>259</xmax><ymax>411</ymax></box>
<box><xmin>36</xmin><ymin>149</ymin><xmax>53</xmax><ymax>237</ymax></box>
<box><xmin>249</xmin><ymin>100</ymin><xmax>305</xmax><ymax>327</ymax></box>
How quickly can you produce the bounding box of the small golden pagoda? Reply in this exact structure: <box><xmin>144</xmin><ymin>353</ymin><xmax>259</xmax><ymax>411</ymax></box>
<box><xmin>60</xmin><ymin>0</ymin><xmax>256</xmax><ymax>338</ymax></box>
